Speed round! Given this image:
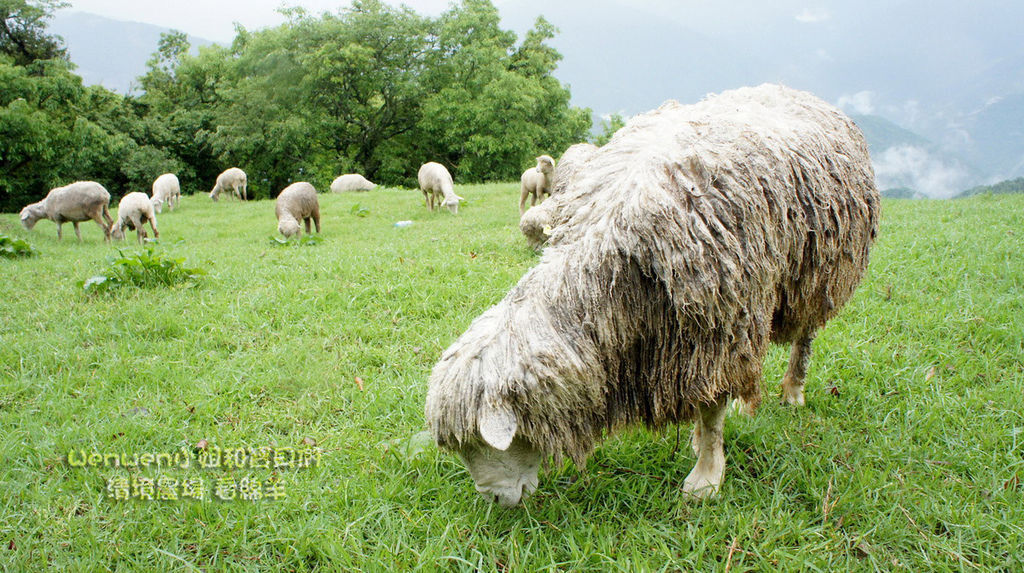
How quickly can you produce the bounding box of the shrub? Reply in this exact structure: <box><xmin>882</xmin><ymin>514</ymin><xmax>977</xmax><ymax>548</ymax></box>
<box><xmin>0</xmin><ymin>234</ymin><xmax>39</xmax><ymax>259</ymax></box>
<box><xmin>81</xmin><ymin>247</ymin><xmax>206</xmax><ymax>294</ymax></box>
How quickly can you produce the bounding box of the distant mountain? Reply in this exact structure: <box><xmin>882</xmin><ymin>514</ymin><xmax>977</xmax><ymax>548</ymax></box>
<box><xmin>851</xmin><ymin>114</ymin><xmax>980</xmax><ymax>199</ymax></box>
<box><xmin>50</xmin><ymin>11</ymin><xmax>214</xmax><ymax>94</ymax></box>
<box><xmin>881</xmin><ymin>187</ymin><xmax>927</xmax><ymax>199</ymax></box>
<box><xmin>497</xmin><ymin>0</ymin><xmax>1024</xmax><ymax>194</ymax></box>
<box><xmin>958</xmin><ymin>93</ymin><xmax>1024</xmax><ymax>180</ymax></box>
<box><xmin>956</xmin><ymin>177</ymin><xmax>1024</xmax><ymax>198</ymax></box>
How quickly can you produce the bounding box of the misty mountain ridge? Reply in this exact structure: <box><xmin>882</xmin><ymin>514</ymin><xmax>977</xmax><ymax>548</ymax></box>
<box><xmin>51</xmin><ymin>3</ymin><xmax>1024</xmax><ymax>197</ymax></box>
<box><xmin>50</xmin><ymin>11</ymin><xmax>213</xmax><ymax>94</ymax></box>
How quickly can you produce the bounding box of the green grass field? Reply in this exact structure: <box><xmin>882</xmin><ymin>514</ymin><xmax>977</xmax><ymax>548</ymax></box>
<box><xmin>0</xmin><ymin>187</ymin><xmax>1021</xmax><ymax>571</ymax></box>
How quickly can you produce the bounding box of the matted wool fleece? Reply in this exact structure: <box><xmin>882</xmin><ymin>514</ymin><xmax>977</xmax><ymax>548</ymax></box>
<box><xmin>427</xmin><ymin>84</ymin><xmax>880</xmax><ymax>465</ymax></box>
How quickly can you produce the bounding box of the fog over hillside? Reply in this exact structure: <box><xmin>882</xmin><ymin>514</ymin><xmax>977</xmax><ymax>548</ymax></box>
<box><xmin>50</xmin><ymin>12</ymin><xmax>212</xmax><ymax>94</ymax></box>
<box><xmin>51</xmin><ymin>1</ymin><xmax>1024</xmax><ymax>197</ymax></box>
<box><xmin>496</xmin><ymin>0</ymin><xmax>1024</xmax><ymax>196</ymax></box>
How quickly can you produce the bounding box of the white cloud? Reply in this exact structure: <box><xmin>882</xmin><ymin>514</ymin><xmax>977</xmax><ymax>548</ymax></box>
<box><xmin>873</xmin><ymin>145</ymin><xmax>971</xmax><ymax>199</ymax></box>
<box><xmin>837</xmin><ymin>91</ymin><xmax>876</xmax><ymax>115</ymax></box>
<box><xmin>795</xmin><ymin>8</ymin><xmax>830</xmax><ymax>24</ymax></box>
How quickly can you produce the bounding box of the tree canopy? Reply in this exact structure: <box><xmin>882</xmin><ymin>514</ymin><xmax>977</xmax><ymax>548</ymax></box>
<box><xmin>0</xmin><ymin>0</ymin><xmax>593</xmax><ymax>211</ymax></box>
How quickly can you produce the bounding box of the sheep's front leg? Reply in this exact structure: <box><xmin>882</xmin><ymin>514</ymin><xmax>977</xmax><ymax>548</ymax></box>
<box><xmin>781</xmin><ymin>333</ymin><xmax>815</xmax><ymax>406</ymax></box>
<box><xmin>304</xmin><ymin>217</ymin><xmax>311</xmax><ymax>234</ymax></box>
<box><xmin>72</xmin><ymin>221</ymin><xmax>82</xmax><ymax>241</ymax></box>
<box><xmin>149</xmin><ymin>218</ymin><xmax>159</xmax><ymax>241</ymax></box>
<box><xmin>91</xmin><ymin>213</ymin><xmax>110</xmax><ymax>241</ymax></box>
<box><xmin>684</xmin><ymin>395</ymin><xmax>729</xmax><ymax>499</ymax></box>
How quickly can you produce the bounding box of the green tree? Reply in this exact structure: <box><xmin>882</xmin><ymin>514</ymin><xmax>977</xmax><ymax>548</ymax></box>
<box><xmin>0</xmin><ymin>0</ymin><xmax>68</xmax><ymax>67</ymax></box>
<box><xmin>593</xmin><ymin>113</ymin><xmax>626</xmax><ymax>146</ymax></box>
<box><xmin>418</xmin><ymin>3</ymin><xmax>590</xmax><ymax>182</ymax></box>
<box><xmin>301</xmin><ymin>1</ymin><xmax>431</xmax><ymax>182</ymax></box>
<box><xmin>137</xmin><ymin>34</ymin><xmax>230</xmax><ymax>195</ymax></box>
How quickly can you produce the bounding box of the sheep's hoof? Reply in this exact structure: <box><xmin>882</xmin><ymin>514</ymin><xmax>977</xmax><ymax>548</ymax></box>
<box><xmin>682</xmin><ymin>468</ymin><xmax>722</xmax><ymax>499</ymax></box>
<box><xmin>780</xmin><ymin>377</ymin><xmax>806</xmax><ymax>407</ymax></box>
<box><xmin>780</xmin><ymin>389</ymin><xmax>806</xmax><ymax>407</ymax></box>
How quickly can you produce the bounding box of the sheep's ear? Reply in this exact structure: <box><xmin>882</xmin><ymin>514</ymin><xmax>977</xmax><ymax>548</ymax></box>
<box><xmin>479</xmin><ymin>401</ymin><xmax>517</xmax><ymax>451</ymax></box>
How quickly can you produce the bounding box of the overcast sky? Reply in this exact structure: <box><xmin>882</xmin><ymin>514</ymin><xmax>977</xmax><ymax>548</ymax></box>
<box><xmin>58</xmin><ymin>0</ymin><xmax>457</xmax><ymax>42</ymax></box>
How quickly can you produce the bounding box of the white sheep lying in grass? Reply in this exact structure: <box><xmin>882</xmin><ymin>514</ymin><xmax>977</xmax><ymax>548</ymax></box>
<box><xmin>150</xmin><ymin>173</ymin><xmax>180</xmax><ymax>213</ymax></box>
<box><xmin>209</xmin><ymin>167</ymin><xmax>247</xmax><ymax>201</ymax></box>
<box><xmin>276</xmin><ymin>182</ymin><xmax>321</xmax><ymax>238</ymax></box>
<box><xmin>330</xmin><ymin>173</ymin><xmax>377</xmax><ymax>192</ymax></box>
<box><xmin>520</xmin><ymin>144</ymin><xmax>599</xmax><ymax>249</ymax></box>
<box><xmin>418</xmin><ymin>162</ymin><xmax>462</xmax><ymax>214</ymax></box>
<box><xmin>20</xmin><ymin>181</ymin><xmax>113</xmax><ymax>241</ymax></box>
<box><xmin>426</xmin><ymin>84</ymin><xmax>880</xmax><ymax>506</ymax></box>
<box><xmin>111</xmin><ymin>192</ymin><xmax>159</xmax><ymax>244</ymax></box>
<box><xmin>519</xmin><ymin>155</ymin><xmax>555</xmax><ymax>215</ymax></box>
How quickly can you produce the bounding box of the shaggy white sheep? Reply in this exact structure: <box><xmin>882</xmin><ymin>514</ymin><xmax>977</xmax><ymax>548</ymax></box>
<box><xmin>276</xmin><ymin>182</ymin><xmax>321</xmax><ymax>238</ymax></box>
<box><xmin>549</xmin><ymin>144</ymin><xmax>599</xmax><ymax>197</ymax></box>
<box><xmin>519</xmin><ymin>155</ymin><xmax>555</xmax><ymax>215</ymax></box>
<box><xmin>111</xmin><ymin>192</ymin><xmax>159</xmax><ymax>244</ymax></box>
<box><xmin>426</xmin><ymin>84</ymin><xmax>880</xmax><ymax>506</ymax></box>
<box><xmin>150</xmin><ymin>173</ymin><xmax>181</xmax><ymax>213</ymax></box>
<box><xmin>20</xmin><ymin>181</ymin><xmax>113</xmax><ymax>241</ymax></box>
<box><xmin>209</xmin><ymin>167</ymin><xmax>247</xmax><ymax>202</ymax></box>
<box><xmin>418</xmin><ymin>162</ymin><xmax>463</xmax><ymax>214</ymax></box>
<box><xmin>520</xmin><ymin>144</ymin><xmax>599</xmax><ymax>250</ymax></box>
<box><xmin>330</xmin><ymin>173</ymin><xmax>377</xmax><ymax>193</ymax></box>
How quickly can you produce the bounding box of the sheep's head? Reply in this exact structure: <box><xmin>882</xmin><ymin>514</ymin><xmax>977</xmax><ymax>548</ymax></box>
<box><xmin>519</xmin><ymin>206</ymin><xmax>553</xmax><ymax>251</ymax></box>
<box><xmin>19</xmin><ymin>204</ymin><xmax>43</xmax><ymax>230</ymax></box>
<box><xmin>444</xmin><ymin>196</ymin><xmax>462</xmax><ymax>214</ymax></box>
<box><xmin>110</xmin><ymin>219</ymin><xmax>132</xmax><ymax>241</ymax></box>
<box><xmin>457</xmin><ymin>426</ymin><xmax>542</xmax><ymax>508</ymax></box>
<box><xmin>536</xmin><ymin>155</ymin><xmax>555</xmax><ymax>175</ymax></box>
<box><xmin>278</xmin><ymin>220</ymin><xmax>301</xmax><ymax>238</ymax></box>
<box><xmin>447</xmin><ymin>398</ymin><xmax>541</xmax><ymax>507</ymax></box>
<box><xmin>428</xmin><ymin>280</ymin><xmax>605</xmax><ymax>506</ymax></box>
<box><xmin>151</xmin><ymin>197</ymin><xmax>164</xmax><ymax>213</ymax></box>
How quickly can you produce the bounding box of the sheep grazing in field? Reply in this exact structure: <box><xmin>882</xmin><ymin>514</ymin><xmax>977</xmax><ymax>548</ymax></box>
<box><xmin>19</xmin><ymin>181</ymin><xmax>113</xmax><ymax>242</ymax></box>
<box><xmin>426</xmin><ymin>84</ymin><xmax>880</xmax><ymax>506</ymax></box>
<box><xmin>330</xmin><ymin>173</ymin><xmax>377</xmax><ymax>193</ymax></box>
<box><xmin>276</xmin><ymin>182</ymin><xmax>321</xmax><ymax>238</ymax></box>
<box><xmin>111</xmin><ymin>192</ymin><xmax>159</xmax><ymax>244</ymax></box>
<box><xmin>520</xmin><ymin>144</ymin><xmax>599</xmax><ymax>250</ymax></box>
<box><xmin>418</xmin><ymin>162</ymin><xmax>463</xmax><ymax>214</ymax></box>
<box><xmin>519</xmin><ymin>154</ymin><xmax>556</xmax><ymax>215</ymax></box>
<box><xmin>150</xmin><ymin>173</ymin><xmax>181</xmax><ymax>213</ymax></box>
<box><xmin>209</xmin><ymin>167</ymin><xmax>247</xmax><ymax>201</ymax></box>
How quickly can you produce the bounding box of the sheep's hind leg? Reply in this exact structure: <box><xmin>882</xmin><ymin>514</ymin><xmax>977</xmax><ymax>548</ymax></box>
<box><xmin>781</xmin><ymin>333</ymin><xmax>815</xmax><ymax>406</ymax></box>
<box><xmin>73</xmin><ymin>222</ymin><xmax>82</xmax><ymax>241</ymax></box>
<box><xmin>683</xmin><ymin>395</ymin><xmax>729</xmax><ymax>499</ymax></box>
